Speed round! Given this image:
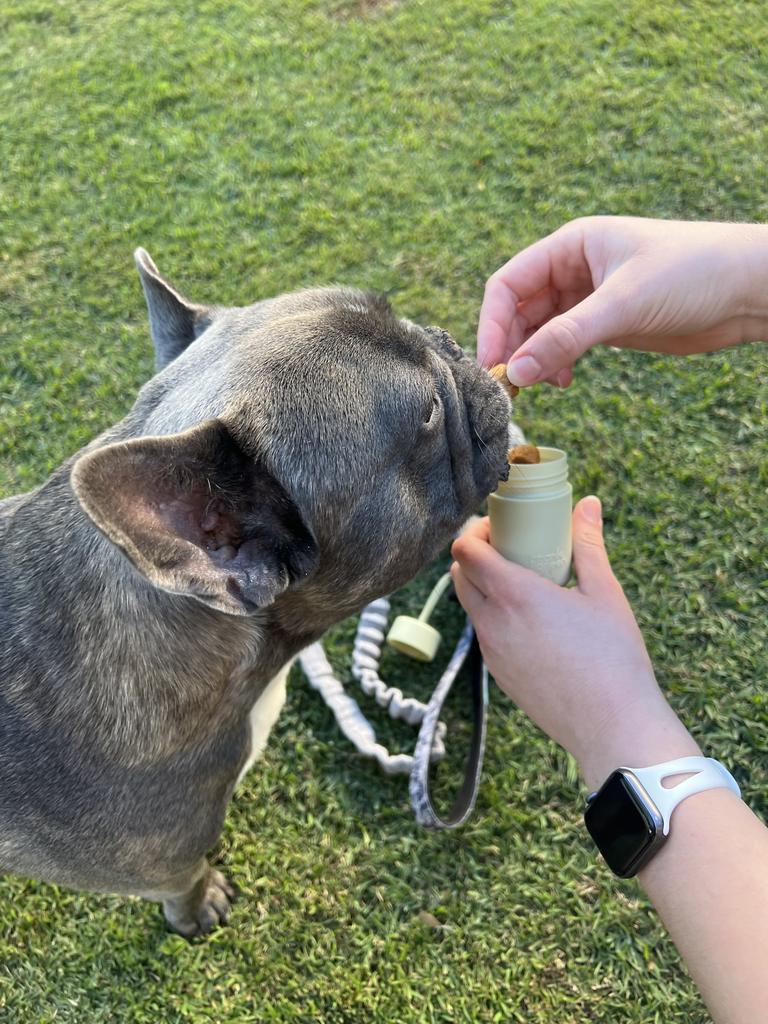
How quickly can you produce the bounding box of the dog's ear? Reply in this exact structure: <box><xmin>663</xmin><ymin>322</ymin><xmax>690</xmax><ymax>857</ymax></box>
<box><xmin>71</xmin><ymin>420</ymin><xmax>318</xmax><ymax>616</ymax></box>
<box><xmin>134</xmin><ymin>248</ymin><xmax>216</xmax><ymax>370</ymax></box>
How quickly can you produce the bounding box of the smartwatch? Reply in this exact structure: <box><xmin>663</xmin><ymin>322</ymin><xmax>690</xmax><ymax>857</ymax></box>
<box><xmin>584</xmin><ymin>756</ymin><xmax>741</xmax><ymax>878</ymax></box>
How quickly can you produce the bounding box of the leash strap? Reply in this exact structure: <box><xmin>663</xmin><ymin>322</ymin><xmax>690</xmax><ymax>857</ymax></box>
<box><xmin>409</xmin><ymin>621</ymin><xmax>488</xmax><ymax>829</ymax></box>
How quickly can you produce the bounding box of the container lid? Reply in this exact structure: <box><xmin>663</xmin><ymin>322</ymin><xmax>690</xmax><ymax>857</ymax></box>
<box><xmin>387</xmin><ymin>615</ymin><xmax>442</xmax><ymax>662</ymax></box>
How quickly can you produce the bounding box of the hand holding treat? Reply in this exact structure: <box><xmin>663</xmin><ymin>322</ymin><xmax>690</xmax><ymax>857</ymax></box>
<box><xmin>478</xmin><ymin>217</ymin><xmax>768</xmax><ymax>387</ymax></box>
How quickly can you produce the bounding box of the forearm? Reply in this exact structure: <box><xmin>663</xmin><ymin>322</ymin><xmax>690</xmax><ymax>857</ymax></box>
<box><xmin>577</xmin><ymin>693</ymin><xmax>768</xmax><ymax>1024</ymax></box>
<box><xmin>578</xmin><ymin>689</ymin><xmax>701</xmax><ymax>794</ymax></box>
<box><xmin>639</xmin><ymin>790</ymin><xmax>768</xmax><ymax>1024</ymax></box>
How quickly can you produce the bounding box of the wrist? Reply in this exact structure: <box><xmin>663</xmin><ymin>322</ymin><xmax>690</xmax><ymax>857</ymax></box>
<box><xmin>733</xmin><ymin>222</ymin><xmax>768</xmax><ymax>326</ymax></box>
<box><xmin>577</xmin><ymin>695</ymin><xmax>700</xmax><ymax>793</ymax></box>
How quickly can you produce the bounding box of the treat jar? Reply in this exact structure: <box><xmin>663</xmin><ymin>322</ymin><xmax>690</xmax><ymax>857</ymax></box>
<box><xmin>488</xmin><ymin>447</ymin><xmax>572</xmax><ymax>585</ymax></box>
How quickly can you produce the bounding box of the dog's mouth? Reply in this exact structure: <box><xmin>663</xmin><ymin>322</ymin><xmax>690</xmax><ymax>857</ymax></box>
<box><xmin>440</xmin><ymin>355</ymin><xmax>511</xmax><ymax>507</ymax></box>
<box><xmin>415</xmin><ymin>325</ymin><xmax>512</xmax><ymax>511</ymax></box>
<box><xmin>469</xmin><ymin>405</ymin><xmax>511</xmax><ymax>495</ymax></box>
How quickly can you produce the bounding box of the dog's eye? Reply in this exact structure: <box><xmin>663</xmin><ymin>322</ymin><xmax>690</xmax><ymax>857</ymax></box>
<box><xmin>423</xmin><ymin>395</ymin><xmax>440</xmax><ymax>423</ymax></box>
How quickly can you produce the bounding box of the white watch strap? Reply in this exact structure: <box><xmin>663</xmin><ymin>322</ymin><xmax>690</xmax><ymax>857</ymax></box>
<box><xmin>625</xmin><ymin>756</ymin><xmax>741</xmax><ymax>836</ymax></box>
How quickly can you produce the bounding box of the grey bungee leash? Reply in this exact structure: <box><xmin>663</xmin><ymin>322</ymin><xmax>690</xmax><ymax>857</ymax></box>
<box><xmin>300</xmin><ymin>579</ymin><xmax>488</xmax><ymax>829</ymax></box>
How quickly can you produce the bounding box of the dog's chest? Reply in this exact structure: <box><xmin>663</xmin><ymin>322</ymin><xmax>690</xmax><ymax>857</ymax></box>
<box><xmin>235</xmin><ymin>660</ymin><xmax>292</xmax><ymax>786</ymax></box>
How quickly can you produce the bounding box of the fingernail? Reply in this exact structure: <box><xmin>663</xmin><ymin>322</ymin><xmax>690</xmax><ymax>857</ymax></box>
<box><xmin>582</xmin><ymin>496</ymin><xmax>602</xmax><ymax>524</ymax></box>
<box><xmin>507</xmin><ymin>355</ymin><xmax>541</xmax><ymax>387</ymax></box>
<box><xmin>556</xmin><ymin>369</ymin><xmax>571</xmax><ymax>388</ymax></box>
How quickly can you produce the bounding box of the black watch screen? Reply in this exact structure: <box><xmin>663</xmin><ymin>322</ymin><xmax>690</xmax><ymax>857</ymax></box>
<box><xmin>584</xmin><ymin>771</ymin><xmax>665</xmax><ymax>877</ymax></box>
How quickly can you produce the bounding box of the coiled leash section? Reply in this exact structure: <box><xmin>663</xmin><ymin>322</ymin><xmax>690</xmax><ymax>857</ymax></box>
<box><xmin>299</xmin><ymin>596</ymin><xmax>446</xmax><ymax>777</ymax></box>
<box><xmin>300</xmin><ymin>575</ymin><xmax>488</xmax><ymax>829</ymax></box>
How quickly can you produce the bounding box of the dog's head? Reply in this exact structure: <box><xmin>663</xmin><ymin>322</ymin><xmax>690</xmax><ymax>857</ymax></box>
<box><xmin>71</xmin><ymin>252</ymin><xmax>510</xmax><ymax>620</ymax></box>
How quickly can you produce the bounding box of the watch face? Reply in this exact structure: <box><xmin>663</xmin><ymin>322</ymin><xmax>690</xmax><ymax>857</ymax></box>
<box><xmin>585</xmin><ymin>772</ymin><xmax>661</xmax><ymax>877</ymax></box>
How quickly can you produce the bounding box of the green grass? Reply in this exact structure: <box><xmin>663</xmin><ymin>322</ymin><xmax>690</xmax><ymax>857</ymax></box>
<box><xmin>1</xmin><ymin>0</ymin><xmax>767</xmax><ymax>1020</ymax></box>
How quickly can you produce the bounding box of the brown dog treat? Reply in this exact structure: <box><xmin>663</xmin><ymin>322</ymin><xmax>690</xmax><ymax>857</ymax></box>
<box><xmin>508</xmin><ymin>443</ymin><xmax>541</xmax><ymax>465</ymax></box>
<box><xmin>489</xmin><ymin>363</ymin><xmax>520</xmax><ymax>399</ymax></box>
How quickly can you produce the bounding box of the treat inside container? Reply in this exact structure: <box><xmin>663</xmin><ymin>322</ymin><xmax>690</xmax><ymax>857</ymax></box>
<box><xmin>497</xmin><ymin>447</ymin><xmax>568</xmax><ymax>496</ymax></box>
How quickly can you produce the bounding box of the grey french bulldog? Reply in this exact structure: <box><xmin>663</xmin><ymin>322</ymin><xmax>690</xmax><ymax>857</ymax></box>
<box><xmin>0</xmin><ymin>251</ymin><xmax>511</xmax><ymax>936</ymax></box>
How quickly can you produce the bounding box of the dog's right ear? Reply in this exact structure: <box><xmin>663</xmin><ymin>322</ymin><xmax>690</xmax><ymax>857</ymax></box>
<box><xmin>134</xmin><ymin>248</ymin><xmax>216</xmax><ymax>370</ymax></box>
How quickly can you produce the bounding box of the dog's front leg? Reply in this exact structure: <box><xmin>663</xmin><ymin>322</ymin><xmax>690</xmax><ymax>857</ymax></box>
<box><xmin>142</xmin><ymin>859</ymin><xmax>235</xmax><ymax>937</ymax></box>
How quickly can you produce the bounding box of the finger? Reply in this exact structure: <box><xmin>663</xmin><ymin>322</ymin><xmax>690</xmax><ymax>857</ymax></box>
<box><xmin>476</xmin><ymin>293</ymin><xmax>526</xmax><ymax>368</ymax></box>
<box><xmin>450</xmin><ymin>531</ymin><xmax>504</xmax><ymax>593</ymax></box>
<box><xmin>513</xmin><ymin>357</ymin><xmax>573</xmax><ymax>387</ymax></box>
<box><xmin>476</xmin><ymin>239</ymin><xmax>563</xmax><ymax>367</ymax></box>
<box><xmin>477</xmin><ymin>223</ymin><xmax>592</xmax><ymax>366</ymax></box>
<box><xmin>540</xmin><ymin>367</ymin><xmax>575</xmax><ymax>387</ymax></box>
<box><xmin>454</xmin><ymin>515</ymin><xmax>491</xmax><ymax>545</ymax></box>
<box><xmin>450</xmin><ymin>562</ymin><xmax>486</xmax><ymax>620</ymax></box>
<box><xmin>506</xmin><ymin>279</ymin><xmax>635</xmax><ymax>386</ymax></box>
<box><xmin>516</xmin><ymin>287</ymin><xmax>560</xmax><ymax>331</ymax></box>
<box><xmin>452</xmin><ymin>525</ymin><xmax>548</xmax><ymax>602</ymax></box>
<box><xmin>517</xmin><ymin>284</ymin><xmax>593</xmax><ymax>335</ymax></box>
<box><xmin>571</xmin><ymin>496</ymin><xmax>619</xmax><ymax>597</ymax></box>
<box><xmin>451</xmin><ymin>517</ymin><xmax>499</xmax><ymax>594</ymax></box>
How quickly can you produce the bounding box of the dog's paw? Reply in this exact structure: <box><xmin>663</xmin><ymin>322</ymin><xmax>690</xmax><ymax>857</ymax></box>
<box><xmin>164</xmin><ymin>868</ymin><xmax>236</xmax><ymax>938</ymax></box>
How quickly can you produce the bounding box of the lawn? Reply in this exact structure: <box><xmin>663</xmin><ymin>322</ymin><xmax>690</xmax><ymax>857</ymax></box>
<box><xmin>1</xmin><ymin>0</ymin><xmax>767</xmax><ymax>1020</ymax></box>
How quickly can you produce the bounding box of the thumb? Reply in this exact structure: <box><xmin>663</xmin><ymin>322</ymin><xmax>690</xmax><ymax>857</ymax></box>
<box><xmin>506</xmin><ymin>285</ymin><xmax>630</xmax><ymax>386</ymax></box>
<box><xmin>571</xmin><ymin>496</ymin><xmax>618</xmax><ymax>596</ymax></box>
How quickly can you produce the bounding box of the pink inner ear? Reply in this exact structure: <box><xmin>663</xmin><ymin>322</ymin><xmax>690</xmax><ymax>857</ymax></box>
<box><xmin>149</xmin><ymin>492</ymin><xmax>243</xmax><ymax>555</ymax></box>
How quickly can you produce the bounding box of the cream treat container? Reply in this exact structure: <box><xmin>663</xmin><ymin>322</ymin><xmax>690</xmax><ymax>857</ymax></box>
<box><xmin>488</xmin><ymin>447</ymin><xmax>572</xmax><ymax>585</ymax></box>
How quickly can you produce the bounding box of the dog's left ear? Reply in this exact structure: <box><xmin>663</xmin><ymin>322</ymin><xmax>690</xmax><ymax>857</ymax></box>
<box><xmin>134</xmin><ymin>248</ymin><xmax>216</xmax><ymax>370</ymax></box>
<box><xmin>71</xmin><ymin>420</ymin><xmax>318</xmax><ymax>616</ymax></box>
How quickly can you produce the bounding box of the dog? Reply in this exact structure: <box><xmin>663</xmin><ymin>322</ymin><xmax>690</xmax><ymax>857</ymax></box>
<box><xmin>0</xmin><ymin>251</ymin><xmax>511</xmax><ymax>935</ymax></box>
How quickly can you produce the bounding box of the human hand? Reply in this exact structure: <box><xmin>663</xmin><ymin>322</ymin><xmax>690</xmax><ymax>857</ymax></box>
<box><xmin>451</xmin><ymin>497</ymin><xmax>700</xmax><ymax>789</ymax></box>
<box><xmin>477</xmin><ymin>216</ymin><xmax>768</xmax><ymax>387</ymax></box>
